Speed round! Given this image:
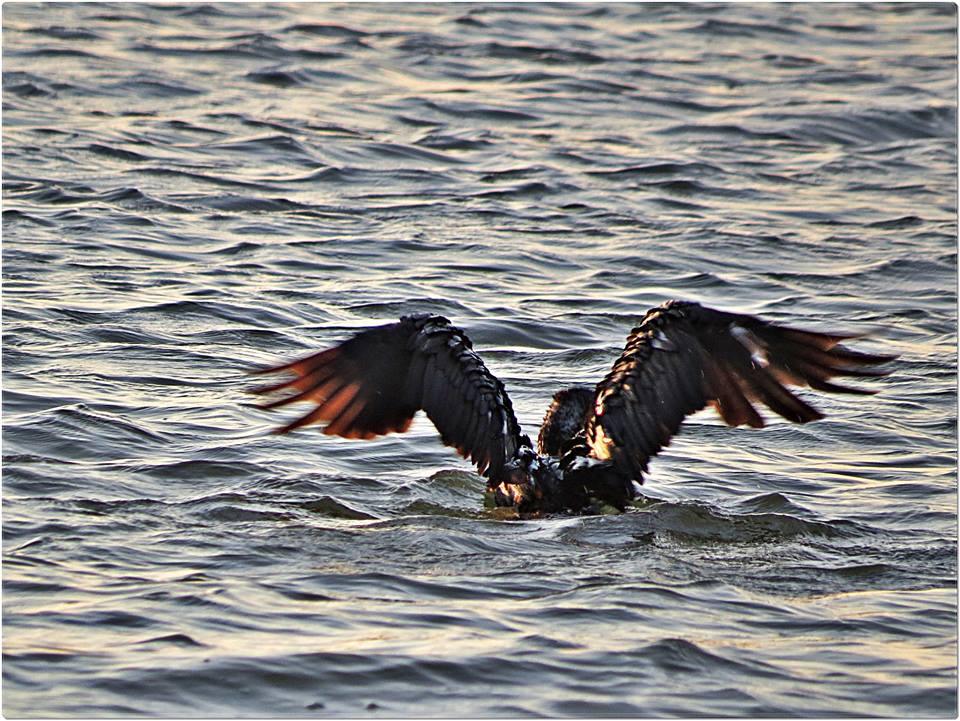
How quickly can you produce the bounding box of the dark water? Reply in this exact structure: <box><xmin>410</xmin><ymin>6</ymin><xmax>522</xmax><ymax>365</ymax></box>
<box><xmin>3</xmin><ymin>2</ymin><xmax>957</xmax><ymax>717</ymax></box>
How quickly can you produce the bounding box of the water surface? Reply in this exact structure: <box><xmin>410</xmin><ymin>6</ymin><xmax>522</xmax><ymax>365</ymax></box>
<box><xmin>3</xmin><ymin>2</ymin><xmax>957</xmax><ymax>717</ymax></box>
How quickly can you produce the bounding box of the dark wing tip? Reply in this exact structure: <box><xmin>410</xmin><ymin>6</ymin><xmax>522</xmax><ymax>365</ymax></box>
<box><xmin>249</xmin><ymin>347</ymin><xmax>342</xmax><ymax>377</ymax></box>
<box><xmin>248</xmin><ymin>358</ymin><xmax>300</xmax><ymax>377</ymax></box>
<box><xmin>795</xmin><ymin>406</ymin><xmax>826</xmax><ymax>424</ymax></box>
<box><xmin>808</xmin><ymin>378</ymin><xmax>881</xmax><ymax>396</ymax></box>
<box><xmin>246</xmin><ymin>378</ymin><xmax>294</xmax><ymax>395</ymax></box>
<box><xmin>272</xmin><ymin>406</ymin><xmax>328</xmax><ymax>435</ymax></box>
<box><xmin>829</xmin><ymin>345</ymin><xmax>899</xmax><ymax>366</ymax></box>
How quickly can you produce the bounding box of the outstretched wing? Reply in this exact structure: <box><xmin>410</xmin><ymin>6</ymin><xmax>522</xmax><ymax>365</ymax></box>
<box><xmin>249</xmin><ymin>314</ymin><xmax>527</xmax><ymax>481</ymax></box>
<box><xmin>585</xmin><ymin>300</ymin><xmax>896</xmax><ymax>481</ymax></box>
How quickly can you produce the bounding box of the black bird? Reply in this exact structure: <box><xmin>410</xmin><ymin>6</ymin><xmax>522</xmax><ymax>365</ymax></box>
<box><xmin>251</xmin><ymin>300</ymin><xmax>894</xmax><ymax>515</ymax></box>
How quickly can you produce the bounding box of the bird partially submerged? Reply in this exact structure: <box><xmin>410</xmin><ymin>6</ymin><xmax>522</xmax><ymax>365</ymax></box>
<box><xmin>250</xmin><ymin>301</ymin><xmax>894</xmax><ymax>515</ymax></box>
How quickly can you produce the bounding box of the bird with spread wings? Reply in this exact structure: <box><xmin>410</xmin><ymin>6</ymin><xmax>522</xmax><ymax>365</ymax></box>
<box><xmin>250</xmin><ymin>300</ymin><xmax>894</xmax><ymax>515</ymax></box>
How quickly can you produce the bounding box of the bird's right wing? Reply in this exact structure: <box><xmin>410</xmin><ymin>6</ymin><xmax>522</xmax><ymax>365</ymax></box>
<box><xmin>584</xmin><ymin>300</ymin><xmax>896</xmax><ymax>482</ymax></box>
<box><xmin>250</xmin><ymin>314</ymin><xmax>527</xmax><ymax>481</ymax></box>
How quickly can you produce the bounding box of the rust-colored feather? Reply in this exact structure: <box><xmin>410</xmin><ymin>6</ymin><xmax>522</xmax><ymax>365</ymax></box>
<box><xmin>251</xmin><ymin>315</ymin><xmax>526</xmax><ymax>482</ymax></box>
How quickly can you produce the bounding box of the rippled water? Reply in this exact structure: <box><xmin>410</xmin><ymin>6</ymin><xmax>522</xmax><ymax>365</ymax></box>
<box><xmin>3</xmin><ymin>2</ymin><xmax>957</xmax><ymax>717</ymax></box>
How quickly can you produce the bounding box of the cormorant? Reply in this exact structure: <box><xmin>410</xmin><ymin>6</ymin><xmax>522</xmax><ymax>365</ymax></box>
<box><xmin>250</xmin><ymin>300</ymin><xmax>894</xmax><ymax>514</ymax></box>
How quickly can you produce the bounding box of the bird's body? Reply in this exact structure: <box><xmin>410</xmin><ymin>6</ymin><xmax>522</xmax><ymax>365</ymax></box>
<box><xmin>251</xmin><ymin>300</ymin><xmax>894</xmax><ymax>515</ymax></box>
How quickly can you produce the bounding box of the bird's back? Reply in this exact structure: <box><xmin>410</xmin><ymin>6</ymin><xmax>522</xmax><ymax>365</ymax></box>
<box><xmin>537</xmin><ymin>386</ymin><xmax>595</xmax><ymax>456</ymax></box>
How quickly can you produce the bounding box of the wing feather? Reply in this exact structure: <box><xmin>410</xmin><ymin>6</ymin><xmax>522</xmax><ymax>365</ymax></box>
<box><xmin>709</xmin><ymin>364</ymin><xmax>766</xmax><ymax>428</ymax></box>
<box><xmin>585</xmin><ymin>300</ymin><xmax>895</xmax><ymax>484</ymax></box>
<box><xmin>251</xmin><ymin>314</ymin><xmax>526</xmax><ymax>481</ymax></box>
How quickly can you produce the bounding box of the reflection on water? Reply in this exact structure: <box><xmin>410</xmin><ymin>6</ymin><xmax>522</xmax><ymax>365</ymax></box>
<box><xmin>3</xmin><ymin>2</ymin><xmax>957</xmax><ymax>717</ymax></box>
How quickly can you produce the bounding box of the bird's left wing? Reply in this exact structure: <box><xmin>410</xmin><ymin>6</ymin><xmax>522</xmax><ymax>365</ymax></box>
<box><xmin>584</xmin><ymin>300</ymin><xmax>896</xmax><ymax>482</ymax></box>
<box><xmin>249</xmin><ymin>314</ymin><xmax>527</xmax><ymax>481</ymax></box>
